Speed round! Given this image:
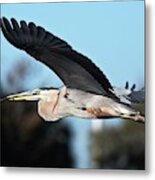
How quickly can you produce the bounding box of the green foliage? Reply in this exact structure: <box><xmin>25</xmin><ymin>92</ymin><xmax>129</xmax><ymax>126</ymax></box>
<box><xmin>92</xmin><ymin>121</ymin><xmax>145</xmax><ymax>169</ymax></box>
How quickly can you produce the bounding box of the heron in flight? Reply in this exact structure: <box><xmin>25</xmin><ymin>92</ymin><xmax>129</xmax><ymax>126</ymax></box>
<box><xmin>0</xmin><ymin>17</ymin><xmax>144</xmax><ymax>123</ymax></box>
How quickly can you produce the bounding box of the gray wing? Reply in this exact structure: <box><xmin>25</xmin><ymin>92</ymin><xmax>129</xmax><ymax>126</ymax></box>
<box><xmin>123</xmin><ymin>82</ymin><xmax>145</xmax><ymax>115</ymax></box>
<box><xmin>129</xmin><ymin>88</ymin><xmax>145</xmax><ymax>115</ymax></box>
<box><xmin>0</xmin><ymin>17</ymin><xmax>116</xmax><ymax>98</ymax></box>
<box><xmin>129</xmin><ymin>88</ymin><xmax>145</xmax><ymax>104</ymax></box>
<box><xmin>112</xmin><ymin>82</ymin><xmax>145</xmax><ymax>115</ymax></box>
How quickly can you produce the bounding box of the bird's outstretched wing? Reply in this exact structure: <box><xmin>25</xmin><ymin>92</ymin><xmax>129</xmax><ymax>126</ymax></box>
<box><xmin>123</xmin><ymin>82</ymin><xmax>144</xmax><ymax>104</ymax></box>
<box><xmin>118</xmin><ymin>82</ymin><xmax>145</xmax><ymax>115</ymax></box>
<box><xmin>129</xmin><ymin>87</ymin><xmax>145</xmax><ymax>115</ymax></box>
<box><xmin>0</xmin><ymin>17</ymin><xmax>116</xmax><ymax>98</ymax></box>
<box><xmin>129</xmin><ymin>88</ymin><xmax>145</xmax><ymax>104</ymax></box>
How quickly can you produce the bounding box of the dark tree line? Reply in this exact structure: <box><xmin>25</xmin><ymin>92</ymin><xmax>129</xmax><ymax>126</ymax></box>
<box><xmin>0</xmin><ymin>61</ymin><xmax>74</xmax><ymax>168</ymax></box>
<box><xmin>92</xmin><ymin>121</ymin><xmax>145</xmax><ymax>169</ymax></box>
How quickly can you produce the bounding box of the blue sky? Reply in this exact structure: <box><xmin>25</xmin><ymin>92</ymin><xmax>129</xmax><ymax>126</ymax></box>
<box><xmin>1</xmin><ymin>1</ymin><xmax>144</xmax><ymax>90</ymax></box>
<box><xmin>0</xmin><ymin>1</ymin><xmax>144</xmax><ymax>168</ymax></box>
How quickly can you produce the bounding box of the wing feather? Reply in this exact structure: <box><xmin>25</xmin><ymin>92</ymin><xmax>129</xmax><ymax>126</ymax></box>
<box><xmin>0</xmin><ymin>17</ymin><xmax>116</xmax><ymax>98</ymax></box>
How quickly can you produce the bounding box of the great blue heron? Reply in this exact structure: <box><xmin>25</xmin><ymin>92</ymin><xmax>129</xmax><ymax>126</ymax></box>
<box><xmin>0</xmin><ymin>17</ymin><xmax>144</xmax><ymax>123</ymax></box>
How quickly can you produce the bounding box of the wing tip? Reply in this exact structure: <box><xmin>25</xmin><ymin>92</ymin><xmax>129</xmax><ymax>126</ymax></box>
<box><xmin>0</xmin><ymin>17</ymin><xmax>13</xmax><ymax>30</ymax></box>
<box><xmin>0</xmin><ymin>17</ymin><xmax>5</xmax><ymax>29</ymax></box>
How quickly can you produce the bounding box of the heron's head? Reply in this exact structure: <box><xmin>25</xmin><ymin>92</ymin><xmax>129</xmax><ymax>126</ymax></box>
<box><xmin>2</xmin><ymin>88</ymin><xmax>59</xmax><ymax>102</ymax></box>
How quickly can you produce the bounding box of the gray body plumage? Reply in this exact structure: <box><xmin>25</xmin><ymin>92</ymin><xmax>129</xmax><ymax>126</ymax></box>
<box><xmin>37</xmin><ymin>86</ymin><xmax>142</xmax><ymax>122</ymax></box>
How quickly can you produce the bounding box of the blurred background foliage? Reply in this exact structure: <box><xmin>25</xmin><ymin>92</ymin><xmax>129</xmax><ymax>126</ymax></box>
<box><xmin>0</xmin><ymin>60</ymin><xmax>74</xmax><ymax>167</ymax></box>
<box><xmin>0</xmin><ymin>59</ymin><xmax>145</xmax><ymax>169</ymax></box>
<box><xmin>1</xmin><ymin>100</ymin><xmax>73</xmax><ymax>167</ymax></box>
<box><xmin>91</xmin><ymin>121</ymin><xmax>145</xmax><ymax>169</ymax></box>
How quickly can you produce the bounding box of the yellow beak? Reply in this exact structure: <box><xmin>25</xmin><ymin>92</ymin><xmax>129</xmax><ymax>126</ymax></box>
<box><xmin>2</xmin><ymin>91</ymin><xmax>41</xmax><ymax>102</ymax></box>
